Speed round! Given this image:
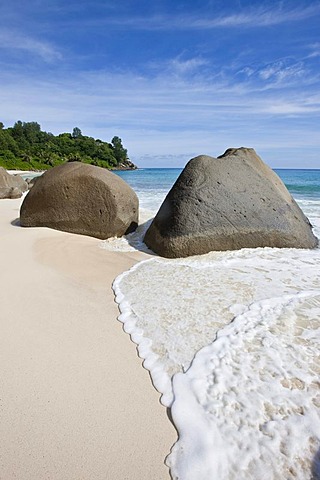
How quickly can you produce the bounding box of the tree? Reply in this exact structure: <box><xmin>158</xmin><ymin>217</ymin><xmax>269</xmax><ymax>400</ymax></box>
<box><xmin>21</xmin><ymin>153</ymin><xmax>32</xmax><ymax>163</ymax></box>
<box><xmin>0</xmin><ymin>121</ymin><xmax>133</xmax><ymax>171</ymax></box>
<box><xmin>23</xmin><ymin>122</ymin><xmax>41</xmax><ymax>144</ymax></box>
<box><xmin>72</xmin><ymin>127</ymin><xmax>82</xmax><ymax>138</ymax></box>
<box><xmin>111</xmin><ymin>136</ymin><xmax>127</xmax><ymax>163</ymax></box>
<box><xmin>11</xmin><ymin>120</ymin><xmax>24</xmax><ymax>139</ymax></box>
<box><xmin>67</xmin><ymin>153</ymin><xmax>82</xmax><ymax>162</ymax></box>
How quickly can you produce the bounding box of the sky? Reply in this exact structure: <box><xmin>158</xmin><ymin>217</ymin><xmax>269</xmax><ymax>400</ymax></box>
<box><xmin>0</xmin><ymin>0</ymin><xmax>319</xmax><ymax>168</ymax></box>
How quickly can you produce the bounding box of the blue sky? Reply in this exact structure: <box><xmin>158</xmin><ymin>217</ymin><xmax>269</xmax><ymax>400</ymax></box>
<box><xmin>0</xmin><ymin>0</ymin><xmax>319</xmax><ymax>168</ymax></box>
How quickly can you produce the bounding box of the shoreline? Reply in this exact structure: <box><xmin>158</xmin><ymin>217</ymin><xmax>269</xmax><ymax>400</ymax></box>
<box><xmin>6</xmin><ymin>165</ymin><xmax>138</xmax><ymax>176</ymax></box>
<box><xmin>0</xmin><ymin>196</ymin><xmax>176</xmax><ymax>479</ymax></box>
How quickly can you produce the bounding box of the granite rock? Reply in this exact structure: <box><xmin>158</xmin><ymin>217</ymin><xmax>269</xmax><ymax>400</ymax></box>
<box><xmin>144</xmin><ymin>148</ymin><xmax>318</xmax><ymax>257</ymax></box>
<box><xmin>20</xmin><ymin>162</ymin><xmax>138</xmax><ymax>239</ymax></box>
<box><xmin>0</xmin><ymin>168</ymin><xmax>28</xmax><ymax>199</ymax></box>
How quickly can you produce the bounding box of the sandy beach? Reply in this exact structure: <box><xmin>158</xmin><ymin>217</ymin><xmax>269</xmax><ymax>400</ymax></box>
<box><xmin>0</xmin><ymin>194</ymin><xmax>176</xmax><ymax>479</ymax></box>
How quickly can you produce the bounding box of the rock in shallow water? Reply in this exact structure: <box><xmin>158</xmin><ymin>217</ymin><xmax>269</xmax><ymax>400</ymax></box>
<box><xmin>20</xmin><ymin>162</ymin><xmax>138</xmax><ymax>239</ymax></box>
<box><xmin>144</xmin><ymin>148</ymin><xmax>318</xmax><ymax>258</ymax></box>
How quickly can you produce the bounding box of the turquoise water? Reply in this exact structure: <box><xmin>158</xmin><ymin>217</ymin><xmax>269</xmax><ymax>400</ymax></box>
<box><xmin>275</xmin><ymin>169</ymin><xmax>320</xmax><ymax>199</ymax></box>
<box><xmin>115</xmin><ymin>168</ymin><xmax>182</xmax><ymax>212</ymax></box>
<box><xmin>116</xmin><ymin>168</ymin><xmax>320</xmax><ymax>205</ymax></box>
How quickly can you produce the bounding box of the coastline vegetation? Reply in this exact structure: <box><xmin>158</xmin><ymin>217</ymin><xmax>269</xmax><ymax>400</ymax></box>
<box><xmin>0</xmin><ymin>121</ymin><xmax>135</xmax><ymax>171</ymax></box>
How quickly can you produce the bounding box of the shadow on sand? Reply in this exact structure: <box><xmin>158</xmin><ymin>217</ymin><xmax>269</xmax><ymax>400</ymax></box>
<box><xmin>11</xmin><ymin>218</ymin><xmax>21</xmax><ymax>227</ymax></box>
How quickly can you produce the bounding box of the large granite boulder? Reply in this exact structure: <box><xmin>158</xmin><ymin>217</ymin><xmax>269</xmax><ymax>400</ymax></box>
<box><xmin>20</xmin><ymin>162</ymin><xmax>138</xmax><ymax>239</ymax></box>
<box><xmin>144</xmin><ymin>148</ymin><xmax>318</xmax><ymax>258</ymax></box>
<box><xmin>0</xmin><ymin>168</ymin><xmax>28</xmax><ymax>199</ymax></box>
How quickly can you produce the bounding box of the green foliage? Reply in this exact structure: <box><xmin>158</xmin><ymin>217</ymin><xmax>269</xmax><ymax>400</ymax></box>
<box><xmin>72</xmin><ymin>127</ymin><xmax>82</xmax><ymax>138</ymax></box>
<box><xmin>0</xmin><ymin>121</ymin><xmax>134</xmax><ymax>171</ymax></box>
<box><xmin>111</xmin><ymin>135</ymin><xmax>128</xmax><ymax>163</ymax></box>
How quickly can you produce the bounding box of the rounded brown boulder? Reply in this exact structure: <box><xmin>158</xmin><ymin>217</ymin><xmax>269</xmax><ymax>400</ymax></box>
<box><xmin>20</xmin><ymin>162</ymin><xmax>138</xmax><ymax>239</ymax></box>
<box><xmin>144</xmin><ymin>148</ymin><xmax>318</xmax><ymax>258</ymax></box>
<box><xmin>0</xmin><ymin>167</ymin><xmax>28</xmax><ymax>199</ymax></box>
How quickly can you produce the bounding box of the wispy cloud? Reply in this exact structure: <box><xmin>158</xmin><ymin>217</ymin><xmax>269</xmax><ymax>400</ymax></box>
<box><xmin>197</xmin><ymin>3</ymin><xmax>320</xmax><ymax>28</ymax></box>
<box><xmin>258</xmin><ymin>60</ymin><xmax>305</xmax><ymax>82</ymax></box>
<box><xmin>168</xmin><ymin>56</ymin><xmax>210</xmax><ymax>74</ymax></box>
<box><xmin>0</xmin><ymin>29</ymin><xmax>62</xmax><ymax>62</ymax></box>
<box><xmin>236</xmin><ymin>56</ymin><xmax>319</xmax><ymax>91</ymax></box>
<box><xmin>149</xmin><ymin>55</ymin><xmax>210</xmax><ymax>77</ymax></box>
<box><xmin>307</xmin><ymin>42</ymin><xmax>320</xmax><ymax>58</ymax></box>
<box><xmin>263</xmin><ymin>102</ymin><xmax>320</xmax><ymax>115</ymax></box>
<box><xmin>81</xmin><ymin>3</ymin><xmax>320</xmax><ymax>31</ymax></box>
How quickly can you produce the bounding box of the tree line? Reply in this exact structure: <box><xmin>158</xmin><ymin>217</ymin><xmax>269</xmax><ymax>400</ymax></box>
<box><xmin>0</xmin><ymin>121</ymin><xmax>135</xmax><ymax>171</ymax></box>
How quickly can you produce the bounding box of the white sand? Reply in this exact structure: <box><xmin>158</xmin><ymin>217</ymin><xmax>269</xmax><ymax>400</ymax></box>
<box><xmin>6</xmin><ymin>170</ymin><xmax>44</xmax><ymax>175</ymax></box>
<box><xmin>0</xmin><ymin>195</ymin><xmax>176</xmax><ymax>479</ymax></box>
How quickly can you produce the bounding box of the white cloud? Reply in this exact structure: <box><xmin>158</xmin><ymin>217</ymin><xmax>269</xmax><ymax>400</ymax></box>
<box><xmin>82</xmin><ymin>3</ymin><xmax>320</xmax><ymax>31</ymax></box>
<box><xmin>307</xmin><ymin>42</ymin><xmax>320</xmax><ymax>58</ymax></box>
<box><xmin>201</xmin><ymin>3</ymin><xmax>320</xmax><ymax>27</ymax></box>
<box><xmin>168</xmin><ymin>56</ymin><xmax>210</xmax><ymax>75</ymax></box>
<box><xmin>263</xmin><ymin>101</ymin><xmax>320</xmax><ymax>114</ymax></box>
<box><xmin>0</xmin><ymin>29</ymin><xmax>62</xmax><ymax>62</ymax></box>
<box><xmin>238</xmin><ymin>67</ymin><xmax>255</xmax><ymax>77</ymax></box>
<box><xmin>259</xmin><ymin>60</ymin><xmax>305</xmax><ymax>82</ymax></box>
<box><xmin>259</xmin><ymin>65</ymin><xmax>280</xmax><ymax>80</ymax></box>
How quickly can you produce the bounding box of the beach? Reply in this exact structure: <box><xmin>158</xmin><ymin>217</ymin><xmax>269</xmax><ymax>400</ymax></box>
<box><xmin>1</xmin><ymin>0</ymin><xmax>319</xmax><ymax>476</ymax></box>
<box><xmin>0</xmin><ymin>194</ymin><xmax>176</xmax><ymax>480</ymax></box>
<box><xmin>1</xmin><ymin>166</ymin><xmax>320</xmax><ymax>479</ymax></box>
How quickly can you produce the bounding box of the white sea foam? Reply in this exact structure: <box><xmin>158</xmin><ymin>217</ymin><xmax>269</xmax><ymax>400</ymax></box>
<box><xmin>100</xmin><ymin>208</ymin><xmax>154</xmax><ymax>252</ymax></box>
<box><xmin>113</xmin><ymin>246</ymin><xmax>320</xmax><ymax>478</ymax></box>
<box><xmin>296</xmin><ymin>199</ymin><xmax>320</xmax><ymax>240</ymax></box>
<box><xmin>168</xmin><ymin>291</ymin><xmax>320</xmax><ymax>479</ymax></box>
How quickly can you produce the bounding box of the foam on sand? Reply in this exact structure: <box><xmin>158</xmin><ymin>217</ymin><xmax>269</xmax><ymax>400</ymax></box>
<box><xmin>168</xmin><ymin>291</ymin><xmax>320</xmax><ymax>479</ymax></box>
<box><xmin>114</xmin><ymin>246</ymin><xmax>320</xmax><ymax>479</ymax></box>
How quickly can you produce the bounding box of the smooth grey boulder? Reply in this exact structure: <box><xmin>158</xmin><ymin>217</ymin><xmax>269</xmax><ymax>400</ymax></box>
<box><xmin>144</xmin><ymin>148</ymin><xmax>318</xmax><ymax>258</ymax></box>
<box><xmin>0</xmin><ymin>168</ymin><xmax>28</xmax><ymax>199</ymax></box>
<box><xmin>20</xmin><ymin>162</ymin><xmax>138</xmax><ymax>239</ymax></box>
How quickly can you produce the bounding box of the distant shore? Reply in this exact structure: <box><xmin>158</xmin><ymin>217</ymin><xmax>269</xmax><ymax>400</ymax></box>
<box><xmin>6</xmin><ymin>163</ymin><xmax>138</xmax><ymax>175</ymax></box>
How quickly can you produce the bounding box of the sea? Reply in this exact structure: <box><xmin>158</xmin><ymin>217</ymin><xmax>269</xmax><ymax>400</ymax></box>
<box><xmin>102</xmin><ymin>168</ymin><xmax>320</xmax><ymax>480</ymax></box>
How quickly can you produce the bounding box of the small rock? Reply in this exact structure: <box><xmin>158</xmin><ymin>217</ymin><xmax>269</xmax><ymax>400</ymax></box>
<box><xmin>0</xmin><ymin>168</ymin><xmax>28</xmax><ymax>199</ymax></box>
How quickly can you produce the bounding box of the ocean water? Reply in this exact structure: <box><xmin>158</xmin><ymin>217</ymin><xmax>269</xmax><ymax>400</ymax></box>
<box><xmin>105</xmin><ymin>168</ymin><xmax>320</xmax><ymax>480</ymax></box>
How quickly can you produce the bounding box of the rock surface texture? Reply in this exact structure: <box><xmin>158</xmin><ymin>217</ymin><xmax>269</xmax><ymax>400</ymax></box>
<box><xmin>25</xmin><ymin>176</ymin><xmax>41</xmax><ymax>189</ymax></box>
<box><xmin>144</xmin><ymin>148</ymin><xmax>318</xmax><ymax>258</ymax></box>
<box><xmin>0</xmin><ymin>168</ymin><xmax>28</xmax><ymax>199</ymax></box>
<box><xmin>20</xmin><ymin>162</ymin><xmax>138</xmax><ymax>239</ymax></box>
